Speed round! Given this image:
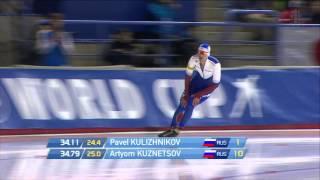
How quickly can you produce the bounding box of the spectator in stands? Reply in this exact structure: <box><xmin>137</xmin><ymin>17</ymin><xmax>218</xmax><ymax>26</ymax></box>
<box><xmin>19</xmin><ymin>21</ymin><xmax>41</xmax><ymax>65</ymax></box>
<box><xmin>173</xmin><ymin>25</ymin><xmax>199</xmax><ymax>66</ymax></box>
<box><xmin>35</xmin><ymin>14</ymin><xmax>74</xmax><ymax>66</ymax></box>
<box><xmin>32</xmin><ymin>0</ymin><xmax>62</xmax><ymax>16</ymax></box>
<box><xmin>279</xmin><ymin>0</ymin><xmax>310</xmax><ymax>23</ymax></box>
<box><xmin>0</xmin><ymin>0</ymin><xmax>25</xmax><ymax>65</ymax></box>
<box><xmin>0</xmin><ymin>2</ymin><xmax>3</xmax><ymax>13</ymax></box>
<box><xmin>0</xmin><ymin>1</ymin><xmax>10</xmax><ymax>14</ymax></box>
<box><xmin>310</xmin><ymin>0</ymin><xmax>320</xmax><ymax>23</ymax></box>
<box><xmin>103</xmin><ymin>29</ymin><xmax>135</xmax><ymax>65</ymax></box>
<box><xmin>146</xmin><ymin>0</ymin><xmax>179</xmax><ymax>39</ymax></box>
<box><xmin>315</xmin><ymin>39</ymin><xmax>320</xmax><ymax>66</ymax></box>
<box><xmin>146</xmin><ymin>0</ymin><xmax>181</xmax><ymax>66</ymax></box>
<box><xmin>226</xmin><ymin>0</ymin><xmax>277</xmax><ymax>41</ymax></box>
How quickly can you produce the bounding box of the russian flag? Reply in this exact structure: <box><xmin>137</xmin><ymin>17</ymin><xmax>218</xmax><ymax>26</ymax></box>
<box><xmin>203</xmin><ymin>138</ymin><xmax>216</xmax><ymax>147</ymax></box>
<box><xmin>203</xmin><ymin>150</ymin><xmax>216</xmax><ymax>159</ymax></box>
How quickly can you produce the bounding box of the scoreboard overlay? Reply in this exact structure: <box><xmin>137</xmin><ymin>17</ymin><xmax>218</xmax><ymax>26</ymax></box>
<box><xmin>47</xmin><ymin>137</ymin><xmax>247</xmax><ymax>159</ymax></box>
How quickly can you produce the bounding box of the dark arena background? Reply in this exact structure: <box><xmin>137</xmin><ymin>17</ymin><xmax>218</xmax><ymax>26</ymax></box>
<box><xmin>0</xmin><ymin>0</ymin><xmax>319</xmax><ymax>180</ymax></box>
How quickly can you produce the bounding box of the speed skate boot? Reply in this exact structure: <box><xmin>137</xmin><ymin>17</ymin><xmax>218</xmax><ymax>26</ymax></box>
<box><xmin>158</xmin><ymin>128</ymin><xmax>180</xmax><ymax>137</ymax></box>
<box><xmin>158</xmin><ymin>129</ymin><xmax>173</xmax><ymax>137</ymax></box>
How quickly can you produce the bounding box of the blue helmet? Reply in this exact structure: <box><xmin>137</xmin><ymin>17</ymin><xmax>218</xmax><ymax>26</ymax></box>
<box><xmin>198</xmin><ymin>43</ymin><xmax>211</xmax><ymax>54</ymax></box>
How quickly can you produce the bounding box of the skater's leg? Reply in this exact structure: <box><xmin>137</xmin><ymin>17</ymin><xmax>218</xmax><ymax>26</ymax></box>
<box><xmin>179</xmin><ymin>96</ymin><xmax>209</xmax><ymax>128</ymax></box>
<box><xmin>170</xmin><ymin>105</ymin><xmax>186</xmax><ymax>128</ymax></box>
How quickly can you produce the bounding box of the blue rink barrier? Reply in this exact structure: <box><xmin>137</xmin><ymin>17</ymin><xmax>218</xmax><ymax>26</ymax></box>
<box><xmin>0</xmin><ymin>67</ymin><xmax>319</xmax><ymax>129</ymax></box>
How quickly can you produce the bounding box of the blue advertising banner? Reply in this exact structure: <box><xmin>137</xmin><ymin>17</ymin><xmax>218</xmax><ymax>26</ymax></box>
<box><xmin>0</xmin><ymin>67</ymin><xmax>319</xmax><ymax>129</ymax></box>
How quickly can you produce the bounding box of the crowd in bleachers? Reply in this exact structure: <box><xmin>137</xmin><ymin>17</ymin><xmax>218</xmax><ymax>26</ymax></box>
<box><xmin>0</xmin><ymin>0</ymin><xmax>319</xmax><ymax>67</ymax></box>
<box><xmin>227</xmin><ymin>0</ymin><xmax>320</xmax><ymax>24</ymax></box>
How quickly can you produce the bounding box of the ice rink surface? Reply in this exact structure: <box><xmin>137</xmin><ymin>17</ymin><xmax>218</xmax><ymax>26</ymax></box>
<box><xmin>0</xmin><ymin>129</ymin><xmax>319</xmax><ymax>180</ymax></box>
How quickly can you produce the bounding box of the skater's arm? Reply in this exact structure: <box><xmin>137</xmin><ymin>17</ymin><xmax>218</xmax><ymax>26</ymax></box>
<box><xmin>184</xmin><ymin>56</ymin><xmax>196</xmax><ymax>96</ymax></box>
<box><xmin>193</xmin><ymin>83</ymin><xmax>219</xmax><ymax>98</ymax></box>
<box><xmin>193</xmin><ymin>63</ymin><xmax>221</xmax><ymax>98</ymax></box>
<box><xmin>183</xmin><ymin>57</ymin><xmax>195</xmax><ymax>100</ymax></box>
<box><xmin>182</xmin><ymin>57</ymin><xmax>196</xmax><ymax>105</ymax></box>
<box><xmin>184</xmin><ymin>75</ymin><xmax>192</xmax><ymax>98</ymax></box>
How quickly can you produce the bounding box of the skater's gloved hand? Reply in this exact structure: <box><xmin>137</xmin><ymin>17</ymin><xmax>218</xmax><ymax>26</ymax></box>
<box><xmin>192</xmin><ymin>96</ymin><xmax>200</xmax><ymax>106</ymax></box>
